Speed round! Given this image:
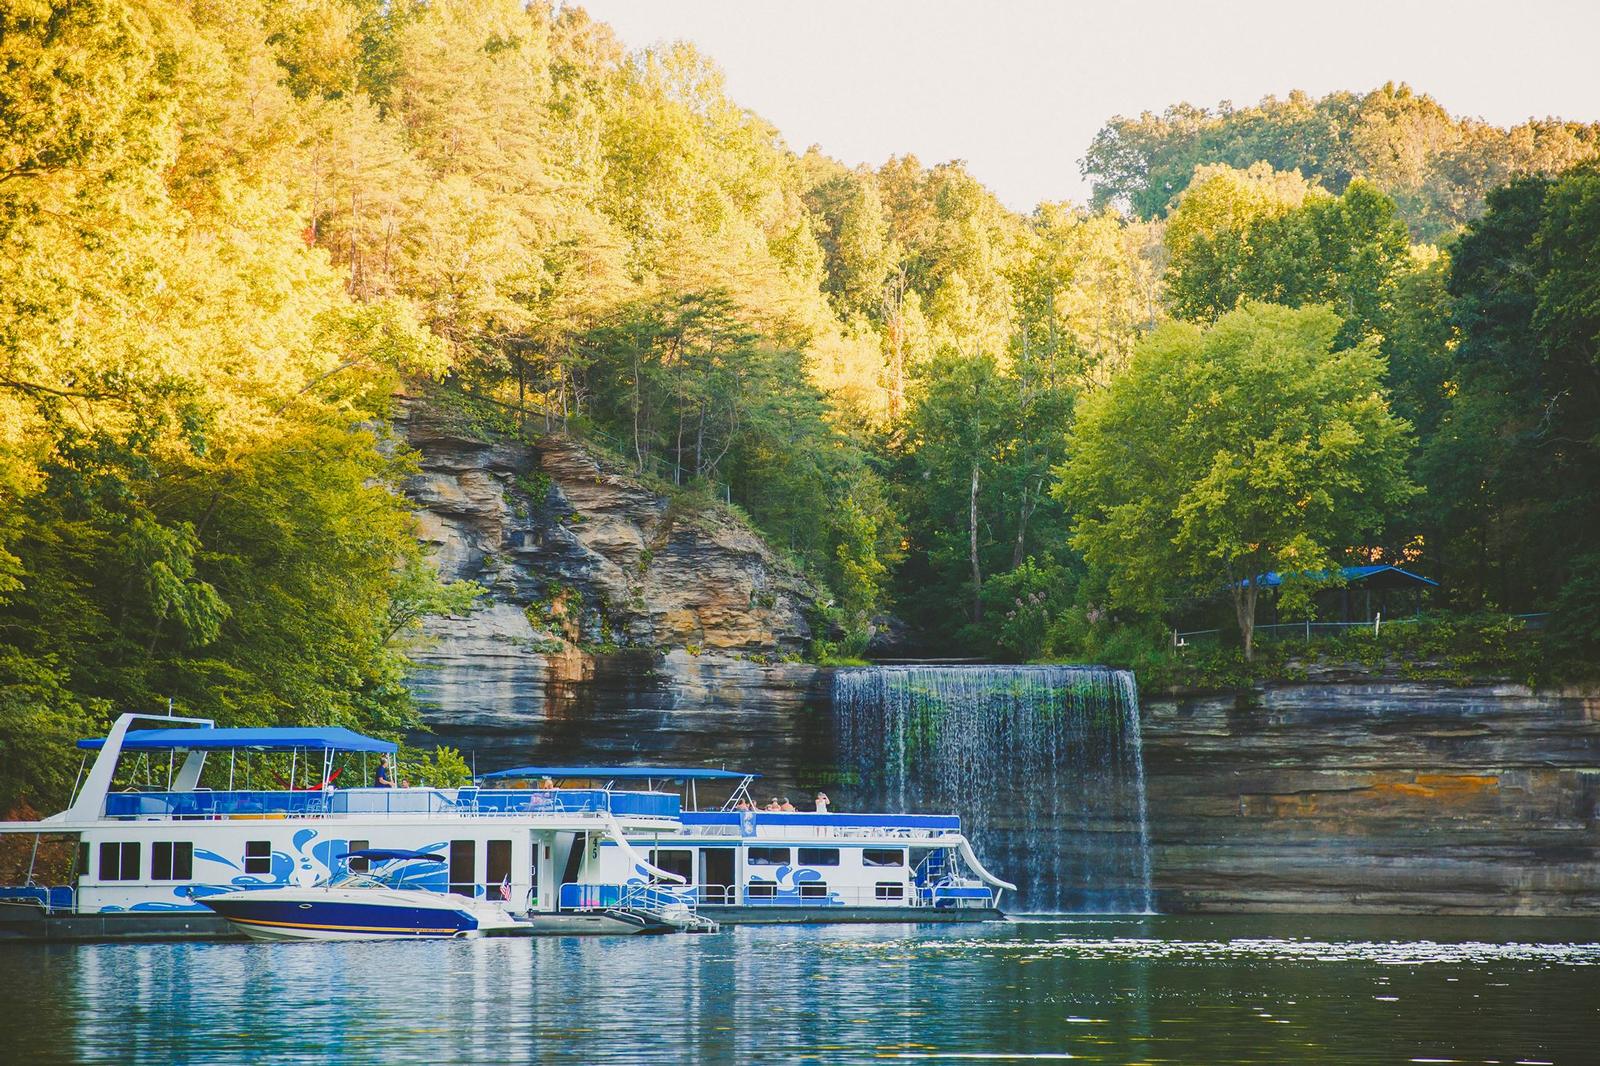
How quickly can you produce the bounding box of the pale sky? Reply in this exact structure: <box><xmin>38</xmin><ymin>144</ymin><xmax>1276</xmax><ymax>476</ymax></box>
<box><xmin>574</xmin><ymin>0</ymin><xmax>1600</xmax><ymax>212</ymax></box>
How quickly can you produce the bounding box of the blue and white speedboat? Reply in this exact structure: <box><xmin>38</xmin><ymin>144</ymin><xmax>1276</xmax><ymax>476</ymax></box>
<box><xmin>200</xmin><ymin>849</ymin><xmax>526</xmax><ymax>941</ymax></box>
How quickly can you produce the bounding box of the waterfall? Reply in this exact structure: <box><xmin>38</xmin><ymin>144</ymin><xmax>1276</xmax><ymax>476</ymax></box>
<box><xmin>832</xmin><ymin>664</ymin><xmax>1153</xmax><ymax>913</ymax></box>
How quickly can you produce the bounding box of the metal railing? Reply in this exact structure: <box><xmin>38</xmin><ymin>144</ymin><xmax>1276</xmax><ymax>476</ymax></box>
<box><xmin>687</xmin><ymin>882</ymin><xmax>994</xmax><ymax>908</ymax></box>
<box><xmin>1173</xmin><ymin>611</ymin><xmax>1552</xmax><ymax>650</ymax></box>
<box><xmin>678</xmin><ymin>812</ymin><xmax>962</xmax><ymax>840</ymax></box>
<box><xmin>102</xmin><ymin>787</ymin><xmax>680</xmax><ymax>821</ymax></box>
<box><xmin>559</xmin><ymin>881</ymin><xmax>698</xmax><ymax>914</ymax></box>
<box><xmin>0</xmin><ymin>885</ymin><xmax>74</xmax><ymax>915</ymax></box>
<box><xmin>1174</xmin><ymin>617</ymin><xmax>1416</xmax><ymax>647</ymax></box>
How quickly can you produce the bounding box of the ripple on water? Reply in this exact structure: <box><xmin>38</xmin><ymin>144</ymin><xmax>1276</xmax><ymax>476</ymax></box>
<box><xmin>843</xmin><ymin>934</ymin><xmax>1600</xmax><ymax>966</ymax></box>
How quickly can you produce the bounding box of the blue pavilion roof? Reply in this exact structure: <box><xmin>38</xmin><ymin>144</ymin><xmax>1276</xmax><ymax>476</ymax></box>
<box><xmin>479</xmin><ymin>765</ymin><xmax>755</xmax><ymax>781</ymax></box>
<box><xmin>78</xmin><ymin>726</ymin><xmax>397</xmax><ymax>754</ymax></box>
<box><xmin>1252</xmin><ymin>564</ymin><xmax>1438</xmax><ymax>588</ymax></box>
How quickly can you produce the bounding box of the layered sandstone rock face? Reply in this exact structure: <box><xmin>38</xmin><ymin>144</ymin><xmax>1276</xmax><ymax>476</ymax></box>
<box><xmin>394</xmin><ymin>398</ymin><xmax>824</xmax><ymax>740</ymax></box>
<box><xmin>1141</xmin><ymin>667</ymin><xmax>1600</xmax><ymax>915</ymax></box>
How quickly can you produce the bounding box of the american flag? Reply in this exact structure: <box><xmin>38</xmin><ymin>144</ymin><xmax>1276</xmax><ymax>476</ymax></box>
<box><xmin>498</xmin><ymin>876</ymin><xmax>512</xmax><ymax>901</ymax></box>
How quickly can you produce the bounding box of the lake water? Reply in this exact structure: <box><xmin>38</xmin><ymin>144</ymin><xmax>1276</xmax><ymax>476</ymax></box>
<box><xmin>3</xmin><ymin>915</ymin><xmax>1597</xmax><ymax>1064</ymax></box>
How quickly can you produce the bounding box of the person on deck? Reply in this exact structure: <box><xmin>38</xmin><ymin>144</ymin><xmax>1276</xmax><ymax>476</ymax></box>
<box><xmin>374</xmin><ymin>757</ymin><xmax>394</xmax><ymax>789</ymax></box>
<box><xmin>779</xmin><ymin>797</ymin><xmax>797</xmax><ymax>812</ymax></box>
<box><xmin>538</xmin><ymin>776</ymin><xmax>556</xmax><ymax>790</ymax></box>
<box><xmin>814</xmin><ymin>792</ymin><xmax>831</xmax><ymax>813</ymax></box>
<box><xmin>764</xmin><ymin>798</ymin><xmax>782</xmax><ymax>811</ymax></box>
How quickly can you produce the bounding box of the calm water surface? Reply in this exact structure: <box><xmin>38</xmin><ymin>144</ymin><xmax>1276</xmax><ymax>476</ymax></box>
<box><xmin>2</xmin><ymin>915</ymin><xmax>1597</xmax><ymax>1064</ymax></box>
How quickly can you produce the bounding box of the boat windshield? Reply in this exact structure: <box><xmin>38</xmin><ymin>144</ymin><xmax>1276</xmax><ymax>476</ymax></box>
<box><xmin>326</xmin><ymin>854</ymin><xmax>443</xmax><ymax>889</ymax></box>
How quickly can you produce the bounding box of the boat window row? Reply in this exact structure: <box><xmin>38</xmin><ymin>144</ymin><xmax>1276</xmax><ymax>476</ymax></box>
<box><xmin>744</xmin><ymin>846</ymin><xmax>906</xmax><ymax>868</ymax></box>
<box><xmin>647</xmin><ymin>845</ymin><xmax>909</xmax><ymax>874</ymax></box>
<box><xmin>89</xmin><ymin>835</ymin><xmax>523</xmax><ymax>895</ymax></box>
<box><xmin>741</xmin><ymin>881</ymin><xmax>905</xmax><ymax>900</ymax></box>
<box><xmin>94</xmin><ymin>841</ymin><xmax>193</xmax><ymax>881</ymax></box>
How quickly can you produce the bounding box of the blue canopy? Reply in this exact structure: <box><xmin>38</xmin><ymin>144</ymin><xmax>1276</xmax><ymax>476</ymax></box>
<box><xmin>77</xmin><ymin>726</ymin><xmax>397</xmax><ymax>754</ymax></box>
<box><xmin>342</xmin><ymin>849</ymin><xmax>445</xmax><ymax>864</ymax></box>
<box><xmin>480</xmin><ymin>765</ymin><xmax>756</xmax><ymax>781</ymax></box>
<box><xmin>1251</xmin><ymin>565</ymin><xmax>1438</xmax><ymax>589</ymax></box>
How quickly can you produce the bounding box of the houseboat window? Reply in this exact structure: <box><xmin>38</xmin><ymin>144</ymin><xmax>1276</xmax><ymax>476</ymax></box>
<box><xmin>77</xmin><ymin>842</ymin><xmax>89</xmax><ymax>882</ymax></box>
<box><xmin>346</xmin><ymin>839</ymin><xmax>370</xmax><ymax>872</ymax></box>
<box><xmin>746</xmin><ymin>846</ymin><xmax>791</xmax><ymax>866</ymax></box>
<box><xmin>863</xmin><ymin>848</ymin><xmax>905</xmax><ymax>867</ymax></box>
<box><xmin>701</xmin><ymin>848</ymin><xmax>735</xmax><ymax>893</ymax></box>
<box><xmin>244</xmin><ymin>840</ymin><xmax>271</xmax><ymax>875</ymax></box>
<box><xmin>796</xmin><ymin>847</ymin><xmax>840</xmax><ymax>866</ymax></box>
<box><xmin>98</xmin><ymin>841</ymin><xmax>139</xmax><ymax>881</ymax></box>
<box><xmin>648</xmin><ymin>848</ymin><xmax>695</xmax><ymax>882</ymax></box>
<box><xmin>151</xmin><ymin>841</ymin><xmax>193</xmax><ymax>881</ymax></box>
<box><xmin>449</xmin><ymin>839</ymin><xmax>476</xmax><ymax>897</ymax></box>
<box><xmin>745</xmin><ymin>883</ymin><xmax>776</xmax><ymax>899</ymax></box>
<box><xmin>798</xmin><ymin>882</ymin><xmax>829</xmax><ymax>899</ymax></box>
<box><xmin>486</xmin><ymin>839</ymin><xmax>512</xmax><ymax>897</ymax></box>
<box><xmin>875</xmin><ymin>882</ymin><xmax>906</xmax><ymax>900</ymax></box>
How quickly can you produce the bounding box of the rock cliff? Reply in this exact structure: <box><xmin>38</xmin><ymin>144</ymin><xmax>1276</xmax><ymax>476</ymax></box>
<box><xmin>394</xmin><ymin>396</ymin><xmax>827</xmax><ymax>750</ymax></box>
<box><xmin>1141</xmin><ymin>669</ymin><xmax>1600</xmax><ymax>915</ymax></box>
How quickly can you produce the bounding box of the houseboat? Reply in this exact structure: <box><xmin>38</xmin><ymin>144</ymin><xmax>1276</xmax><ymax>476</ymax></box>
<box><xmin>0</xmin><ymin>713</ymin><xmax>1010</xmax><ymax>941</ymax></box>
<box><xmin>481</xmin><ymin>766</ymin><xmax>1013</xmax><ymax>922</ymax></box>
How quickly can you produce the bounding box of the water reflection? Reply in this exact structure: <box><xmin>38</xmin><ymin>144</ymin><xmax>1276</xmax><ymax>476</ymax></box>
<box><xmin>2</xmin><ymin>916</ymin><xmax>1597</xmax><ymax>1064</ymax></box>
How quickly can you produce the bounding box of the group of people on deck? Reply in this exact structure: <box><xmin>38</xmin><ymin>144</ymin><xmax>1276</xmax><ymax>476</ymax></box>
<box><xmin>368</xmin><ymin>758</ymin><xmax>834</xmax><ymax>813</ymax></box>
<box><xmin>733</xmin><ymin>792</ymin><xmax>831</xmax><ymax>813</ymax></box>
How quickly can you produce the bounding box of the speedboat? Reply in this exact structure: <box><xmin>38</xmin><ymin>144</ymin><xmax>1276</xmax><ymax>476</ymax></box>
<box><xmin>200</xmin><ymin>849</ymin><xmax>526</xmax><ymax>941</ymax></box>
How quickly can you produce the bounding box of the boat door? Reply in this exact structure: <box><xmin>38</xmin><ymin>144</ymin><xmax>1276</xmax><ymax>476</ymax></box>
<box><xmin>701</xmin><ymin>848</ymin><xmax>735</xmax><ymax>905</ymax></box>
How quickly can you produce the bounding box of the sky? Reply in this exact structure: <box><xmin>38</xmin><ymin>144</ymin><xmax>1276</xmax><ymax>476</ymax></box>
<box><xmin>574</xmin><ymin>0</ymin><xmax>1600</xmax><ymax>212</ymax></box>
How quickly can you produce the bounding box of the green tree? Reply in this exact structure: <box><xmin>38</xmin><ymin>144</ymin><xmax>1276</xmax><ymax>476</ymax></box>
<box><xmin>1427</xmin><ymin>168</ymin><xmax>1600</xmax><ymax>658</ymax></box>
<box><xmin>1165</xmin><ymin>166</ymin><xmax>1412</xmax><ymax>348</ymax></box>
<box><xmin>1082</xmin><ymin>84</ymin><xmax>1600</xmax><ymax>240</ymax></box>
<box><xmin>1057</xmin><ymin>303</ymin><xmax>1416</xmax><ymax>659</ymax></box>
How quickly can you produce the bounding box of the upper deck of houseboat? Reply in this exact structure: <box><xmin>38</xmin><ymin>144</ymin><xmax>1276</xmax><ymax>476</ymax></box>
<box><xmin>21</xmin><ymin>716</ymin><xmax>683</xmax><ymax>831</ymax></box>
<box><xmin>95</xmin><ymin>786</ymin><xmax>681</xmax><ymax>821</ymax></box>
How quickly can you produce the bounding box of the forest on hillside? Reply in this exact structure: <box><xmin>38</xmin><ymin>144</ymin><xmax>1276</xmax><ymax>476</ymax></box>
<box><xmin>3</xmin><ymin>0</ymin><xmax>1599</xmax><ymax>809</ymax></box>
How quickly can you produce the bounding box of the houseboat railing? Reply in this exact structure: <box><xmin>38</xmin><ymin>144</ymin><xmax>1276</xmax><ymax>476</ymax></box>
<box><xmin>0</xmin><ymin>885</ymin><xmax>75</xmax><ymax>915</ymax></box>
<box><xmin>686</xmin><ymin>883</ymin><xmax>994</xmax><ymax>908</ymax></box>
<box><xmin>676</xmin><ymin>812</ymin><xmax>962</xmax><ymax>840</ymax></box>
<box><xmin>102</xmin><ymin>788</ymin><xmax>680</xmax><ymax>821</ymax></box>
<box><xmin>559</xmin><ymin>881</ymin><xmax>698</xmax><ymax>914</ymax></box>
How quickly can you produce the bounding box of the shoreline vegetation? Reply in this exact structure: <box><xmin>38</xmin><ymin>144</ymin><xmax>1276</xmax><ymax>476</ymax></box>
<box><xmin>1050</xmin><ymin>610</ymin><xmax>1552</xmax><ymax>697</ymax></box>
<box><xmin>3</xmin><ymin>1</ymin><xmax>1599</xmax><ymax>814</ymax></box>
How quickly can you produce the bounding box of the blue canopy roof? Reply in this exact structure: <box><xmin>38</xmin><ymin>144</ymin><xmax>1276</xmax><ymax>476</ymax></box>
<box><xmin>479</xmin><ymin>765</ymin><xmax>756</xmax><ymax>781</ymax></box>
<box><xmin>1252</xmin><ymin>565</ymin><xmax>1438</xmax><ymax>589</ymax></box>
<box><xmin>77</xmin><ymin>726</ymin><xmax>397</xmax><ymax>754</ymax></box>
<box><xmin>342</xmin><ymin>849</ymin><xmax>445</xmax><ymax>864</ymax></box>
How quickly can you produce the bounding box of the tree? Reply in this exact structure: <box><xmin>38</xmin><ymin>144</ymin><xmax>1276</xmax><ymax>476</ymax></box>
<box><xmin>1426</xmin><ymin>168</ymin><xmax>1600</xmax><ymax>653</ymax></box>
<box><xmin>1057</xmin><ymin>303</ymin><xmax>1416</xmax><ymax>659</ymax></box>
<box><xmin>0</xmin><ymin>0</ymin><xmax>463</xmax><ymax>810</ymax></box>
<box><xmin>898</xmin><ymin>354</ymin><xmax>1017</xmax><ymax>625</ymax></box>
<box><xmin>1165</xmin><ymin>166</ymin><xmax>1412</xmax><ymax>348</ymax></box>
<box><xmin>1013</xmin><ymin>203</ymin><xmax>1158</xmax><ymax>390</ymax></box>
<box><xmin>1081</xmin><ymin>84</ymin><xmax>1600</xmax><ymax>239</ymax></box>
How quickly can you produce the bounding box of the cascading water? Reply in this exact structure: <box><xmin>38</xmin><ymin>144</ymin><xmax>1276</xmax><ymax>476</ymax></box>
<box><xmin>833</xmin><ymin>665</ymin><xmax>1153</xmax><ymax>913</ymax></box>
